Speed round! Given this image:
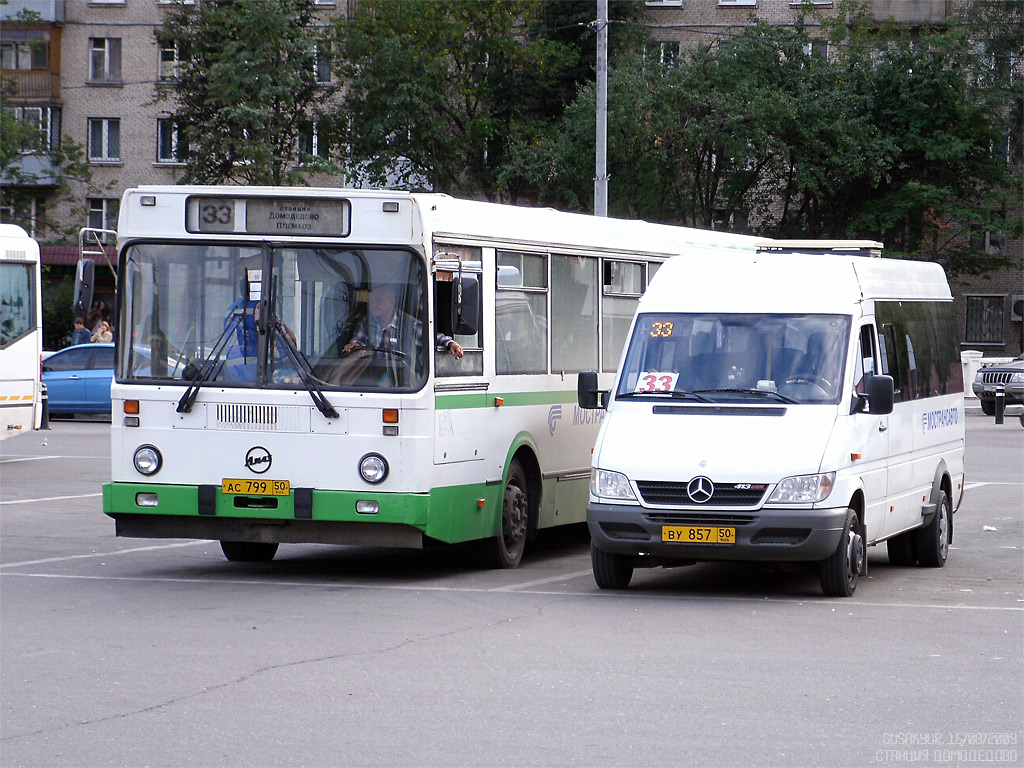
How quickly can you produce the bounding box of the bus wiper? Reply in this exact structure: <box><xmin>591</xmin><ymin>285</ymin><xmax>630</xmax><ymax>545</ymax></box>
<box><xmin>270</xmin><ymin>319</ymin><xmax>339</xmax><ymax>419</ymax></box>
<box><xmin>693</xmin><ymin>388</ymin><xmax>798</xmax><ymax>404</ymax></box>
<box><xmin>176</xmin><ymin>310</ymin><xmax>244</xmax><ymax>414</ymax></box>
<box><xmin>618</xmin><ymin>389</ymin><xmax>713</xmax><ymax>403</ymax></box>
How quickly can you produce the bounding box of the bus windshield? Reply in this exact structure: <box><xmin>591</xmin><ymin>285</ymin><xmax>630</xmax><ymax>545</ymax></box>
<box><xmin>616</xmin><ymin>313</ymin><xmax>851</xmax><ymax>405</ymax></box>
<box><xmin>121</xmin><ymin>242</ymin><xmax>428</xmax><ymax>391</ymax></box>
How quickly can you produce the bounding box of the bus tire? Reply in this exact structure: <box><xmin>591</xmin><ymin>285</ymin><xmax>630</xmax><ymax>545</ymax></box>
<box><xmin>220</xmin><ymin>540</ymin><xmax>279</xmax><ymax>562</ymax></box>
<box><xmin>480</xmin><ymin>459</ymin><xmax>529</xmax><ymax>569</ymax></box>
<box><xmin>591</xmin><ymin>545</ymin><xmax>633</xmax><ymax>590</ymax></box>
<box><xmin>914</xmin><ymin>490</ymin><xmax>950</xmax><ymax>568</ymax></box>
<box><xmin>819</xmin><ymin>509</ymin><xmax>862</xmax><ymax>597</ymax></box>
<box><xmin>886</xmin><ymin>530</ymin><xmax>917</xmax><ymax>566</ymax></box>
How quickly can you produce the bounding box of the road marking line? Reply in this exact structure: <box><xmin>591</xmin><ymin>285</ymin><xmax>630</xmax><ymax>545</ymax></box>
<box><xmin>0</xmin><ymin>455</ymin><xmax>66</xmax><ymax>464</ymax></box>
<box><xmin>490</xmin><ymin>569</ymin><xmax>593</xmax><ymax>591</ymax></box>
<box><xmin>0</xmin><ymin>541</ymin><xmax>208</xmax><ymax>569</ymax></box>
<box><xmin>1</xmin><ymin>571</ymin><xmax>1021</xmax><ymax>612</ymax></box>
<box><xmin>964</xmin><ymin>482</ymin><xmax>1024</xmax><ymax>490</ymax></box>
<box><xmin>0</xmin><ymin>492</ymin><xmax>102</xmax><ymax>506</ymax></box>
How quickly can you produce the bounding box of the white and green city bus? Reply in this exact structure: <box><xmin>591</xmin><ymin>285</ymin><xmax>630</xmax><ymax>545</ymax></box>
<box><xmin>100</xmin><ymin>186</ymin><xmax>762</xmax><ymax>566</ymax></box>
<box><xmin>0</xmin><ymin>224</ymin><xmax>42</xmax><ymax>442</ymax></box>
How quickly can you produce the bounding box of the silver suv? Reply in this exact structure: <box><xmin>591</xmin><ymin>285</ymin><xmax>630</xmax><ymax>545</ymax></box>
<box><xmin>972</xmin><ymin>353</ymin><xmax>1024</xmax><ymax>416</ymax></box>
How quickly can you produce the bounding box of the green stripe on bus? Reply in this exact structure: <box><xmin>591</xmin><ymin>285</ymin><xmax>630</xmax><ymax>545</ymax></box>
<box><xmin>435</xmin><ymin>389</ymin><xmax>579</xmax><ymax>410</ymax></box>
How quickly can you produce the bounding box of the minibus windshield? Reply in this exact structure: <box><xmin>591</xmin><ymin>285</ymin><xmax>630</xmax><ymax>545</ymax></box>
<box><xmin>120</xmin><ymin>242</ymin><xmax>428</xmax><ymax>392</ymax></box>
<box><xmin>617</xmin><ymin>313</ymin><xmax>851</xmax><ymax>405</ymax></box>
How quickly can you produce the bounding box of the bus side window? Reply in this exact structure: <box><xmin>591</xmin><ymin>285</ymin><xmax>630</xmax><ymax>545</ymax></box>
<box><xmin>435</xmin><ymin>274</ymin><xmax>482</xmax><ymax>377</ymax></box>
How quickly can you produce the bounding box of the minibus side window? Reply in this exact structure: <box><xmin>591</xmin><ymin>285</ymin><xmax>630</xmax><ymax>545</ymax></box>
<box><xmin>877</xmin><ymin>323</ymin><xmax>902</xmax><ymax>400</ymax></box>
<box><xmin>855</xmin><ymin>325</ymin><xmax>876</xmax><ymax>394</ymax></box>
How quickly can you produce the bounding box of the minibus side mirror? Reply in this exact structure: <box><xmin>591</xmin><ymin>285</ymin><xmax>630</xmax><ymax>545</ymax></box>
<box><xmin>856</xmin><ymin>374</ymin><xmax>894</xmax><ymax>415</ymax></box>
<box><xmin>578</xmin><ymin>370</ymin><xmax>607</xmax><ymax>410</ymax></box>
<box><xmin>452</xmin><ymin>273</ymin><xmax>479</xmax><ymax>336</ymax></box>
<box><xmin>74</xmin><ymin>259</ymin><xmax>95</xmax><ymax>317</ymax></box>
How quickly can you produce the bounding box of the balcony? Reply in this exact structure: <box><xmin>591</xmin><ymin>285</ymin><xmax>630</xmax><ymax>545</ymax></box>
<box><xmin>2</xmin><ymin>154</ymin><xmax>61</xmax><ymax>188</ymax></box>
<box><xmin>4</xmin><ymin>71</ymin><xmax>60</xmax><ymax>102</ymax></box>
<box><xmin>868</xmin><ymin>0</ymin><xmax>952</xmax><ymax>25</ymax></box>
<box><xmin>0</xmin><ymin>1</ymin><xmax>64</xmax><ymax>23</ymax></box>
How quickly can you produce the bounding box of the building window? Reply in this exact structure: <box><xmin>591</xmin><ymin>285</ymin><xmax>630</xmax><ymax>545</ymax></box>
<box><xmin>3</xmin><ymin>106</ymin><xmax>61</xmax><ymax>153</ymax></box>
<box><xmin>645</xmin><ymin>41</ymin><xmax>679</xmax><ymax>67</ymax></box>
<box><xmin>1</xmin><ymin>30</ymin><xmax>49</xmax><ymax>70</ymax></box>
<box><xmin>645</xmin><ymin>1</ymin><xmax>683</xmax><ymax>6</ymax></box>
<box><xmin>159</xmin><ymin>44</ymin><xmax>180</xmax><ymax>82</ymax></box>
<box><xmin>156</xmin><ymin>118</ymin><xmax>182</xmax><ymax>163</ymax></box>
<box><xmin>965</xmin><ymin>295</ymin><xmax>1004</xmax><ymax>345</ymax></box>
<box><xmin>803</xmin><ymin>40</ymin><xmax>828</xmax><ymax>58</ymax></box>
<box><xmin>314</xmin><ymin>44</ymin><xmax>331</xmax><ymax>84</ymax></box>
<box><xmin>298</xmin><ymin>121</ymin><xmax>330</xmax><ymax>161</ymax></box>
<box><xmin>89</xmin><ymin>38</ymin><xmax>122</xmax><ymax>83</ymax></box>
<box><xmin>88</xmin><ymin>198</ymin><xmax>118</xmax><ymax>235</ymax></box>
<box><xmin>88</xmin><ymin>118</ymin><xmax>121</xmax><ymax>162</ymax></box>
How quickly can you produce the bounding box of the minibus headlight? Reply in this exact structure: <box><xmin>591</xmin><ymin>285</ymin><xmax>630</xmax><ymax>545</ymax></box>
<box><xmin>359</xmin><ymin>453</ymin><xmax>389</xmax><ymax>484</ymax></box>
<box><xmin>768</xmin><ymin>472</ymin><xmax>834</xmax><ymax>504</ymax></box>
<box><xmin>133</xmin><ymin>445</ymin><xmax>162</xmax><ymax>476</ymax></box>
<box><xmin>591</xmin><ymin>468</ymin><xmax>636</xmax><ymax>501</ymax></box>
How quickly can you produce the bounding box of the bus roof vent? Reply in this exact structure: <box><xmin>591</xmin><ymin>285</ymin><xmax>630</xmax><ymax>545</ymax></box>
<box><xmin>756</xmin><ymin>240</ymin><xmax>883</xmax><ymax>258</ymax></box>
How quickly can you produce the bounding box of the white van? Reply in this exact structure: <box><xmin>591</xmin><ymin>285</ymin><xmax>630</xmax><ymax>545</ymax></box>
<box><xmin>577</xmin><ymin>242</ymin><xmax>965</xmax><ymax>596</ymax></box>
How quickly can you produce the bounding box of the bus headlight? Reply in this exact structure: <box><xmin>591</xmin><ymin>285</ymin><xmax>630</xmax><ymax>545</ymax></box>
<box><xmin>767</xmin><ymin>472</ymin><xmax>834</xmax><ymax>504</ymax></box>
<box><xmin>133</xmin><ymin>445</ymin><xmax>163</xmax><ymax>476</ymax></box>
<box><xmin>591</xmin><ymin>468</ymin><xmax>636</xmax><ymax>501</ymax></box>
<box><xmin>359</xmin><ymin>453</ymin><xmax>389</xmax><ymax>484</ymax></box>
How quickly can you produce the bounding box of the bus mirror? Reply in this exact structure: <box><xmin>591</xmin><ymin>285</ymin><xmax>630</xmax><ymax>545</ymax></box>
<box><xmin>74</xmin><ymin>259</ymin><xmax>95</xmax><ymax>317</ymax></box>
<box><xmin>452</xmin><ymin>273</ymin><xmax>479</xmax><ymax>336</ymax></box>
<box><xmin>865</xmin><ymin>375</ymin><xmax>894</xmax><ymax>415</ymax></box>
<box><xmin>578</xmin><ymin>370</ymin><xmax>606</xmax><ymax>410</ymax></box>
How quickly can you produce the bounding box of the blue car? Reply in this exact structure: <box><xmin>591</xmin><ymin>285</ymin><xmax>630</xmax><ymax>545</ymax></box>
<box><xmin>42</xmin><ymin>342</ymin><xmax>115</xmax><ymax>415</ymax></box>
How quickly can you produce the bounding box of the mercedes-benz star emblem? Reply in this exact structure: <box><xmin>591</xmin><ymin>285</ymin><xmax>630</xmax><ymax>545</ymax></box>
<box><xmin>687</xmin><ymin>476</ymin><xmax>714</xmax><ymax>504</ymax></box>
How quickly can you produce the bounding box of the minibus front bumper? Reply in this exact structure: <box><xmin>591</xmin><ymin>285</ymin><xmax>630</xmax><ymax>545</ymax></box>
<box><xmin>587</xmin><ymin>502</ymin><xmax>849</xmax><ymax>562</ymax></box>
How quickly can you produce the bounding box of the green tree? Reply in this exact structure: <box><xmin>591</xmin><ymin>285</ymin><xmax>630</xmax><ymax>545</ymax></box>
<box><xmin>332</xmin><ymin>0</ymin><xmax>584</xmax><ymax>199</ymax></box>
<box><xmin>1</xmin><ymin>77</ymin><xmax>106</xmax><ymax>243</ymax></box>
<box><xmin>156</xmin><ymin>0</ymin><xmax>336</xmax><ymax>185</ymax></box>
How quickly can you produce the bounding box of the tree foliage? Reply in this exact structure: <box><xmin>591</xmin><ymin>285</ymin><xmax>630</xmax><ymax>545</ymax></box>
<box><xmin>1</xmin><ymin>78</ymin><xmax>106</xmax><ymax>243</ymax></box>
<box><xmin>510</xmin><ymin>0</ymin><xmax>1020</xmax><ymax>276</ymax></box>
<box><xmin>331</xmin><ymin>0</ymin><xmax>641</xmax><ymax>200</ymax></box>
<box><xmin>156</xmin><ymin>0</ymin><xmax>336</xmax><ymax>185</ymax></box>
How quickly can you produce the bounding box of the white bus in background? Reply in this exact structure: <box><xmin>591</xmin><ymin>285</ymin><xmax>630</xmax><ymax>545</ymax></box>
<box><xmin>99</xmin><ymin>186</ymin><xmax>765</xmax><ymax>567</ymax></box>
<box><xmin>579</xmin><ymin>241</ymin><xmax>965</xmax><ymax>596</ymax></box>
<box><xmin>0</xmin><ymin>224</ymin><xmax>43</xmax><ymax>442</ymax></box>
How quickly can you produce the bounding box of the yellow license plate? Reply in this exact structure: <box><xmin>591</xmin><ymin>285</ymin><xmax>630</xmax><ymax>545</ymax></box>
<box><xmin>662</xmin><ymin>525</ymin><xmax>736</xmax><ymax>544</ymax></box>
<box><xmin>221</xmin><ymin>478</ymin><xmax>291</xmax><ymax>496</ymax></box>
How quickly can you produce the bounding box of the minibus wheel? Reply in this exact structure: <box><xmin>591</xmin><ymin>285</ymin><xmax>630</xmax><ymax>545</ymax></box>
<box><xmin>220</xmin><ymin>541</ymin><xmax>279</xmax><ymax>562</ymax></box>
<box><xmin>480</xmin><ymin>460</ymin><xmax>529</xmax><ymax>569</ymax></box>
<box><xmin>819</xmin><ymin>509</ymin><xmax>862</xmax><ymax>597</ymax></box>
<box><xmin>914</xmin><ymin>490</ymin><xmax>950</xmax><ymax>568</ymax></box>
<box><xmin>886</xmin><ymin>531</ymin><xmax>917</xmax><ymax>566</ymax></box>
<box><xmin>591</xmin><ymin>545</ymin><xmax>633</xmax><ymax>590</ymax></box>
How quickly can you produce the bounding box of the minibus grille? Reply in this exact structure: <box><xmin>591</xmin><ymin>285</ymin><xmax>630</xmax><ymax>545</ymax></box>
<box><xmin>636</xmin><ymin>480</ymin><xmax>767</xmax><ymax>507</ymax></box>
<box><xmin>979</xmin><ymin>371</ymin><xmax>1014</xmax><ymax>385</ymax></box>
<box><xmin>644</xmin><ymin>512</ymin><xmax>758</xmax><ymax>526</ymax></box>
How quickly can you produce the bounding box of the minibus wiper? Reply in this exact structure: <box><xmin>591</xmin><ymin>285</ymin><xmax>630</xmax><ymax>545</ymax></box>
<box><xmin>270</xmin><ymin>319</ymin><xmax>339</xmax><ymax>419</ymax></box>
<box><xmin>693</xmin><ymin>388</ymin><xmax>798</xmax><ymax>404</ymax></box>
<box><xmin>618</xmin><ymin>389</ymin><xmax>713</xmax><ymax>403</ymax></box>
<box><xmin>176</xmin><ymin>310</ymin><xmax>244</xmax><ymax>414</ymax></box>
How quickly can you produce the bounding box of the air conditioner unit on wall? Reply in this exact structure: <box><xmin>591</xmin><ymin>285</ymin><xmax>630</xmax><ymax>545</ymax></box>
<box><xmin>1012</xmin><ymin>295</ymin><xmax>1024</xmax><ymax>323</ymax></box>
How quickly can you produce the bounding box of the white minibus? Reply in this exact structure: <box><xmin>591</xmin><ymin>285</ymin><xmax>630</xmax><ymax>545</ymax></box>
<box><xmin>578</xmin><ymin>241</ymin><xmax>965</xmax><ymax>596</ymax></box>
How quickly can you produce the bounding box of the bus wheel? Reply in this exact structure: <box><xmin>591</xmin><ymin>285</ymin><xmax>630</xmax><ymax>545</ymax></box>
<box><xmin>914</xmin><ymin>490</ymin><xmax>950</xmax><ymax>568</ymax></box>
<box><xmin>481</xmin><ymin>460</ymin><xmax>529</xmax><ymax>569</ymax></box>
<box><xmin>591</xmin><ymin>545</ymin><xmax>633</xmax><ymax>590</ymax></box>
<box><xmin>819</xmin><ymin>509</ymin><xmax>862</xmax><ymax>597</ymax></box>
<box><xmin>220</xmin><ymin>541</ymin><xmax>279</xmax><ymax>562</ymax></box>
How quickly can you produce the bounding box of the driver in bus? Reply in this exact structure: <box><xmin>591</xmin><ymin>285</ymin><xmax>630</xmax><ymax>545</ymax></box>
<box><xmin>343</xmin><ymin>283</ymin><xmax>463</xmax><ymax>360</ymax></box>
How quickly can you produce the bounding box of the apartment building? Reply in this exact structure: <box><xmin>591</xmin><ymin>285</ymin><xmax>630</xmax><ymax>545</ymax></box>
<box><xmin>2</xmin><ymin>0</ymin><xmax>1020</xmax><ymax>355</ymax></box>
